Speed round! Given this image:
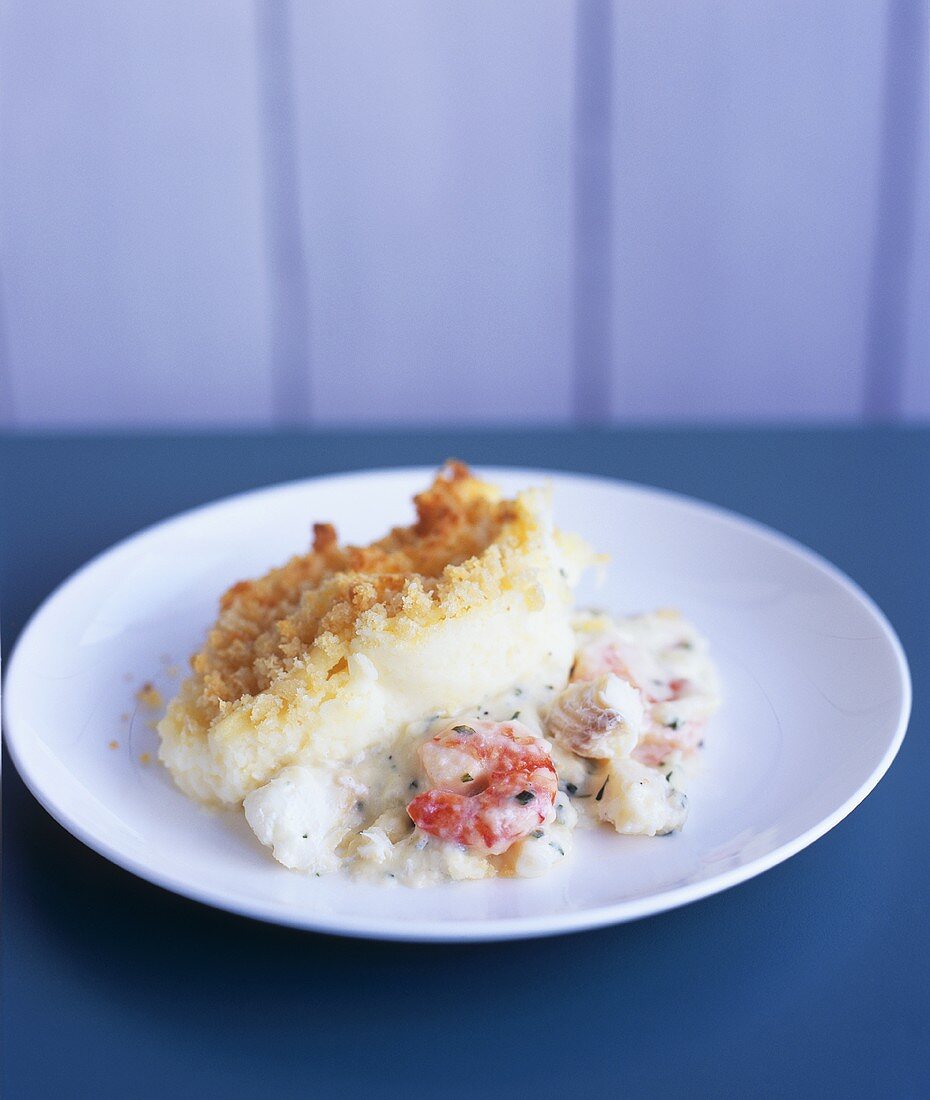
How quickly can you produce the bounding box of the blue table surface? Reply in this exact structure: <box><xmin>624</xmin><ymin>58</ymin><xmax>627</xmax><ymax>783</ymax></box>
<box><xmin>2</xmin><ymin>427</ymin><xmax>928</xmax><ymax>1099</ymax></box>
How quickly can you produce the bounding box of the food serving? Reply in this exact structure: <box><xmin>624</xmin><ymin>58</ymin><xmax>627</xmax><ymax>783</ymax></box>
<box><xmin>158</xmin><ymin>462</ymin><xmax>719</xmax><ymax>885</ymax></box>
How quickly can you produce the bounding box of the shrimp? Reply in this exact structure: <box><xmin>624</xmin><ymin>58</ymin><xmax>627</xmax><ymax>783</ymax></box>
<box><xmin>573</xmin><ymin>636</ymin><xmax>708</xmax><ymax>765</ymax></box>
<box><xmin>406</xmin><ymin>720</ymin><xmax>558</xmax><ymax>855</ymax></box>
<box><xmin>632</xmin><ymin>717</ymin><xmax>705</xmax><ymax>767</ymax></box>
<box><xmin>573</xmin><ymin>638</ymin><xmax>672</xmax><ymax>702</ymax></box>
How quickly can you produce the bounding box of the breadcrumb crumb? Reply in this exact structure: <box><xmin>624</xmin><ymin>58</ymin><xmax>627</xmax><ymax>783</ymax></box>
<box><xmin>137</xmin><ymin>683</ymin><xmax>162</xmax><ymax>708</ymax></box>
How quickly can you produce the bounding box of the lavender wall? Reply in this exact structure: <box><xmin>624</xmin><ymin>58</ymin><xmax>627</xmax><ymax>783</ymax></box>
<box><xmin>1</xmin><ymin>0</ymin><xmax>927</xmax><ymax>428</ymax></box>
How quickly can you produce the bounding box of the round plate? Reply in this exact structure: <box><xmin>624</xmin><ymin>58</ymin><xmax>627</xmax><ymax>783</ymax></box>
<box><xmin>3</xmin><ymin>467</ymin><xmax>911</xmax><ymax>941</ymax></box>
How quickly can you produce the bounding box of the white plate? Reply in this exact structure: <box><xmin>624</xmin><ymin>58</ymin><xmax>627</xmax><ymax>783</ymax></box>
<box><xmin>3</xmin><ymin>467</ymin><xmax>911</xmax><ymax>941</ymax></box>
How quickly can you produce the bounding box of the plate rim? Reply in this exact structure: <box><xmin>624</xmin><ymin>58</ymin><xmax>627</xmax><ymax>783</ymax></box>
<box><xmin>2</xmin><ymin>464</ymin><xmax>913</xmax><ymax>942</ymax></box>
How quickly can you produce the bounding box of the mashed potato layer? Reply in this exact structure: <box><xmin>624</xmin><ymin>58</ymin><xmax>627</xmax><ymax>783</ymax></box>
<box><xmin>158</xmin><ymin>462</ymin><xmax>591</xmax><ymax>806</ymax></box>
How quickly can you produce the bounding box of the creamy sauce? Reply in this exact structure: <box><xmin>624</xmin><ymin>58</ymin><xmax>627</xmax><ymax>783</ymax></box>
<box><xmin>242</xmin><ymin>609</ymin><xmax>719</xmax><ymax>886</ymax></box>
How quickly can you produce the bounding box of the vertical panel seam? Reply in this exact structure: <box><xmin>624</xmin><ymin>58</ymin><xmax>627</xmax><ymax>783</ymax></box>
<box><xmin>863</xmin><ymin>0</ymin><xmax>926</xmax><ymax>422</ymax></box>
<box><xmin>255</xmin><ymin>0</ymin><xmax>313</xmax><ymax>425</ymax></box>
<box><xmin>572</xmin><ymin>0</ymin><xmax>614</xmax><ymax>424</ymax></box>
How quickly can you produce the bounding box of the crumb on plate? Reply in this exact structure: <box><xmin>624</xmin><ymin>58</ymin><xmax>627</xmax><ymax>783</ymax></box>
<box><xmin>136</xmin><ymin>682</ymin><xmax>162</xmax><ymax>708</ymax></box>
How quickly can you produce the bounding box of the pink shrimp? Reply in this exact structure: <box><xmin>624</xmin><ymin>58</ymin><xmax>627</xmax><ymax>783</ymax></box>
<box><xmin>406</xmin><ymin>720</ymin><xmax>558</xmax><ymax>855</ymax></box>
<box><xmin>575</xmin><ymin>640</ymin><xmax>705</xmax><ymax>764</ymax></box>
<box><xmin>572</xmin><ymin>640</ymin><xmax>674</xmax><ymax>702</ymax></box>
<box><xmin>577</xmin><ymin>639</ymin><xmax>702</xmax><ymax>706</ymax></box>
<box><xmin>632</xmin><ymin>719</ymin><xmax>706</xmax><ymax>766</ymax></box>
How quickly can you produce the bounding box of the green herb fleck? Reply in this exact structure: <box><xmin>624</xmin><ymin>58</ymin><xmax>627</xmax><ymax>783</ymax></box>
<box><xmin>514</xmin><ymin>687</ymin><xmax>523</xmax><ymax>696</ymax></box>
<box><xmin>461</xmin><ymin>772</ymin><xmax>474</xmax><ymax>783</ymax></box>
<box><xmin>595</xmin><ymin>777</ymin><xmax>609</xmax><ymax>802</ymax></box>
<box><xmin>302</xmin><ymin>834</ymin><xmax>308</xmax><ymax>839</ymax></box>
<box><xmin>665</xmin><ymin>719</ymin><xmax>680</xmax><ymax>730</ymax></box>
<box><xmin>452</xmin><ymin>724</ymin><xmax>475</xmax><ymax>736</ymax></box>
<box><xmin>515</xmin><ymin>790</ymin><xmax>535</xmax><ymax>805</ymax></box>
<box><xmin>531</xmin><ymin>829</ymin><xmax>544</xmax><ymax>839</ymax></box>
<box><xmin>510</xmin><ymin>711</ymin><xmax>520</xmax><ymax>720</ymax></box>
<box><xmin>665</xmin><ymin>772</ymin><xmax>673</xmax><ymax>782</ymax></box>
<box><xmin>566</xmin><ymin>782</ymin><xmax>578</xmax><ymax>796</ymax></box>
<box><xmin>409</xmin><ymin>779</ymin><xmax>419</xmax><ymax>790</ymax></box>
<box><xmin>550</xmin><ymin>841</ymin><xmax>565</xmax><ymax>855</ymax></box>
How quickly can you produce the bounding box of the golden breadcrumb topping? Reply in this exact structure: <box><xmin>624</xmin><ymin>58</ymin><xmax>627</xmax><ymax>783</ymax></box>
<box><xmin>188</xmin><ymin>461</ymin><xmax>523</xmax><ymax>722</ymax></box>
